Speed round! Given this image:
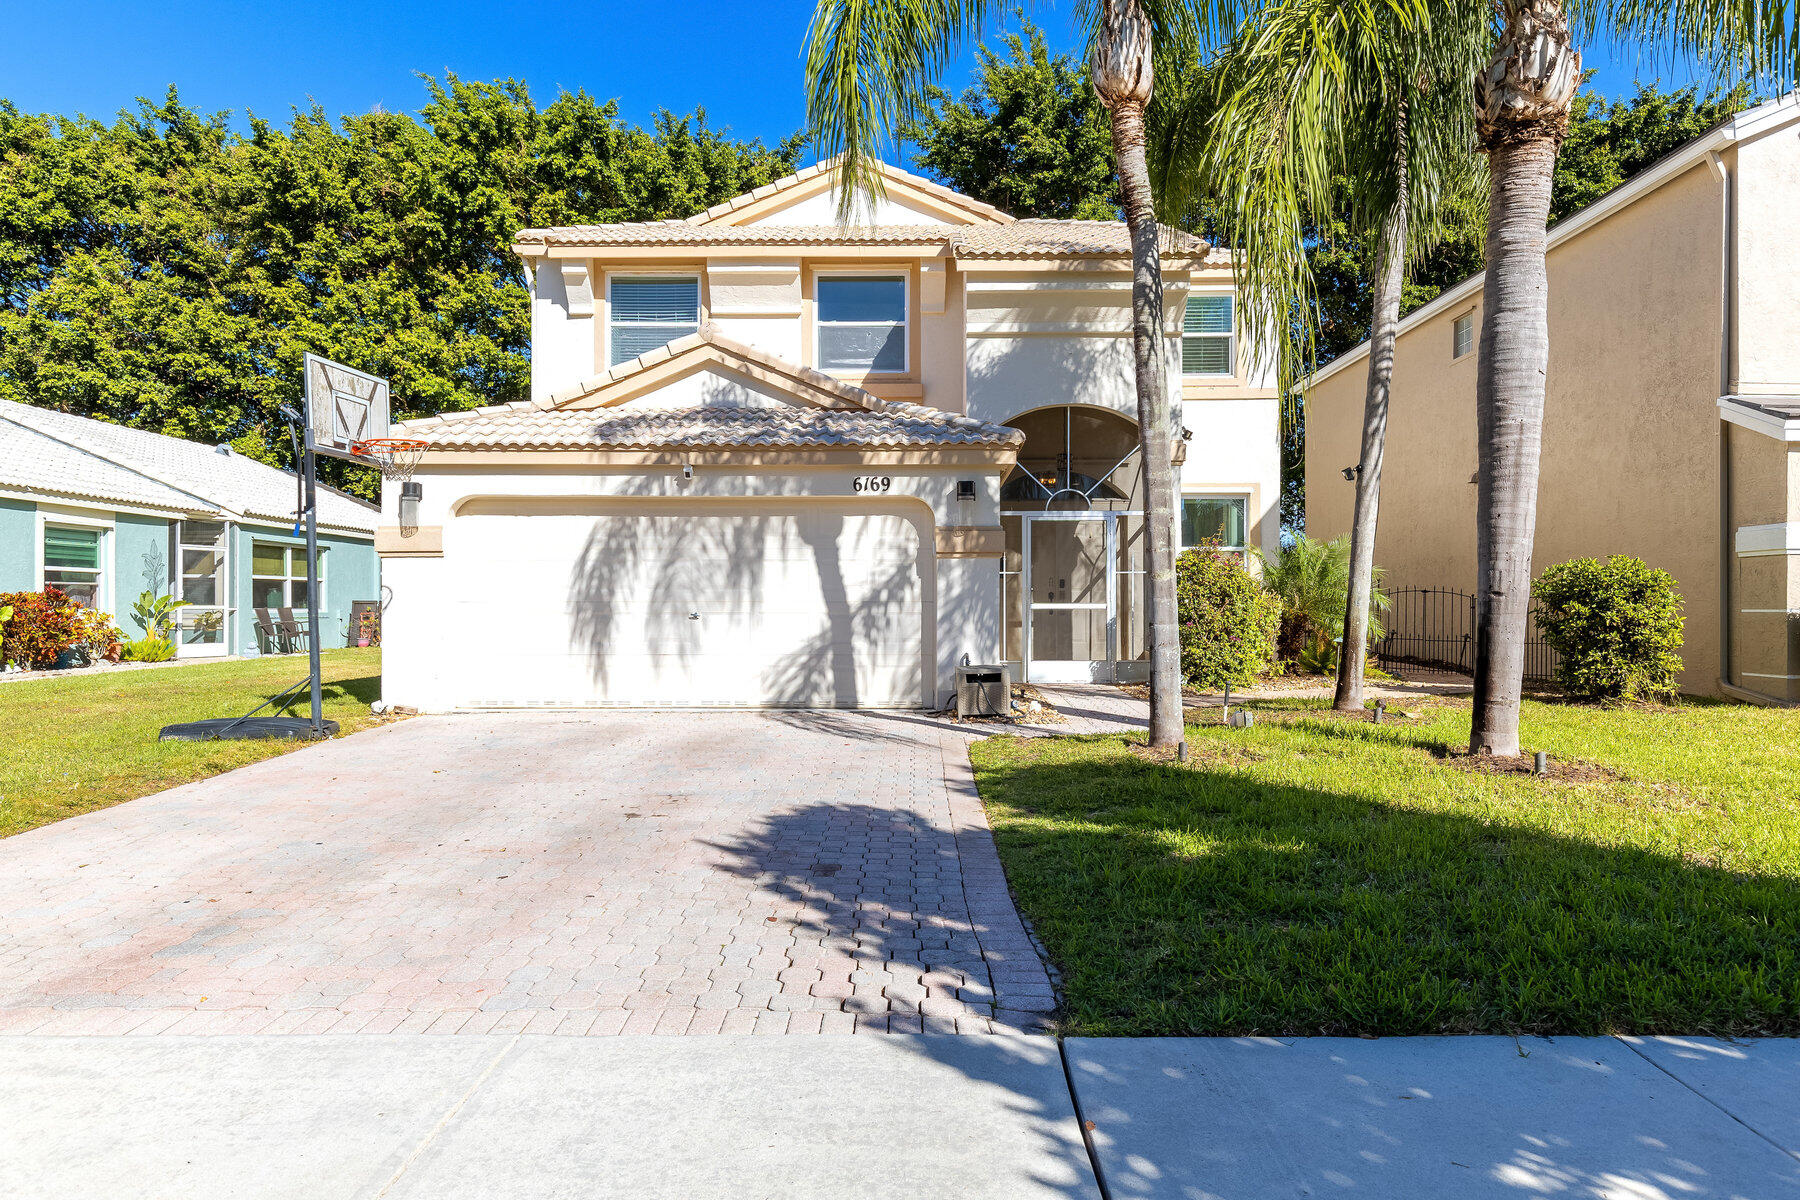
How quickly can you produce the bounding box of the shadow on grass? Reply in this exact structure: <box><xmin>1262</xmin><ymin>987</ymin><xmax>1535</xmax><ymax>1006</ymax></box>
<box><xmin>974</xmin><ymin>735</ymin><xmax>1800</xmax><ymax>1038</ymax></box>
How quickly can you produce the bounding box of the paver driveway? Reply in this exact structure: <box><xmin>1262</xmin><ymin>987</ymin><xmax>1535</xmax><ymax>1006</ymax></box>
<box><xmin>0</xmin><ymin>710</ymin><xmax>1057</xmax><ymax>1035</ymax></box>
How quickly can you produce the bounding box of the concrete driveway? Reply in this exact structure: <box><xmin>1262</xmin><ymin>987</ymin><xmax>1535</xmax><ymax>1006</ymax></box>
<box><xmin>0</xmin><ymin>710</ymin><xmax>1056</xmax><ymax>1036</ymax></box>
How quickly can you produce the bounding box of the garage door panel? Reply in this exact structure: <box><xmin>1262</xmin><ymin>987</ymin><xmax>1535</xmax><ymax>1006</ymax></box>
<box><xmin>447</xmin><ymin>504</ymin><xmax>924</xmax><ymax>707</ymax></box>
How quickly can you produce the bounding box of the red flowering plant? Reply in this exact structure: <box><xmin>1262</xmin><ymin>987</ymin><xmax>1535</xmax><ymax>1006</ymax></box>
<box><xmin>0</xmin><ymin>588</ymin><xmax>85</xmax><ymax>669</ymax></box>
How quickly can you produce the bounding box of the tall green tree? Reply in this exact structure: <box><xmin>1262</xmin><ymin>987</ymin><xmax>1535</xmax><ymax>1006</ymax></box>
<box><xmin>0</xmin><ymin>79</ymin><xmax>802</xmax><ymax>498</ymax></box>
<box><xmin>807</xmin><ymin>0</ymin><xmax>1238</xmax><ymax>748</ymax></box>
<box><xmin>1192</xmin><ymin>0</ymin><xmax>1488</xmax><ymax>709</ymax></box>
<box><xmin>1467</xmin><ymin>3</ymin><xmax>1789</xmax><ymax>756</ymax></box>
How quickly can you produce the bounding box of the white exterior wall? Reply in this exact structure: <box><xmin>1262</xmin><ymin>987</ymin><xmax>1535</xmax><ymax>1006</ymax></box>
<box><xmin>530</xmin><ymin>259</ymin><xmax>595</xmax><ymax>403</ymax></box>
<box><xmin>1179</xmin><ymin>395</ymin><xmax>1282</xmax><ymax>556</ymax></box>
<box><xmin>739</xmin><ymin>185</ymin><xmax>953</xmax><ymax>225</ymax></box>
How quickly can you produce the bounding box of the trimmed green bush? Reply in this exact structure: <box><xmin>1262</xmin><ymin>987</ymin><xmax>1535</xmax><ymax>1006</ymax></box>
<box><xmin>1175</xmin><ymin>547</ymin><xmax>1281</xmax><ymax>688</ymax></box>
<box><xmin>1533</xmin><ymin>556</ymin><xmax>1684</xmax><ymax>702</ymax></box>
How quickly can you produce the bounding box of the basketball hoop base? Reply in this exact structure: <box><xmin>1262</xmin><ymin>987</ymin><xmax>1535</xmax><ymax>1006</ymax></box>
<box><xmin>158</xmin><ymin>717</ymin><xmax>340</xmax><ymax>742</ymax></box>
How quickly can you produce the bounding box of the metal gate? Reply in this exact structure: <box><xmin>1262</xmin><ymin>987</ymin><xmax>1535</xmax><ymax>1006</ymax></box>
<box><xmin>1374</xmin><ymin>587</ymin><xmax>1560</xmax><ymax>683</ymax></box>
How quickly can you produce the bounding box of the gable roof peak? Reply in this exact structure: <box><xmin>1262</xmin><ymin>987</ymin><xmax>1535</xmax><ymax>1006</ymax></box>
<box><xmin>684</xmin><ymin>156</ymin><xmax>1016</xmax><ymax>227</ymax></box>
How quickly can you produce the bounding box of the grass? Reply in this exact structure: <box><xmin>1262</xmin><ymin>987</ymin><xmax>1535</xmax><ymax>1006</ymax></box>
<box><xmin>972</xmin><ymin>694</ymin><xmax>1800</xmax><ymax>1037</ymax></box>
<box><xmin>1</xmin><ymin>649</ymin><xmax>385</xmax><ymax>838</ymax></box>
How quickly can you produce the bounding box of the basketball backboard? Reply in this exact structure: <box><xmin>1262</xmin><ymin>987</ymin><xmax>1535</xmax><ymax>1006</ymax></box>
<box><xmin>303</xmin><ymin>352</ymin><xmax>391</xmax><ymax>461</ymax></box>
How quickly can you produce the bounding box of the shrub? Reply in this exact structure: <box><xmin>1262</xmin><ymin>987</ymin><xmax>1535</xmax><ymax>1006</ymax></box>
<box><xmin>1175</xmin><ymin>547</ymin><xmax>1281</xmax><ymax>689</ymax></box>
<box><xmin>1533</xmin><ymin>556</ymin><xmax>1684</xmax><ymax>702</ymax></box>
<box><xmin>1253</xmin><ymin>535</ymin><xmax>1387</xmax><ymax>673</ymax></box>
<box><xmin>0</xmin><ymin>589</ymin><xmax>83</xmax><ymax>669</ymax></box>
<box><xmin>71</xmin><ymin>607</ymin><xmax>124</xmax><ymax>665</ymax></box>
<box><xmin>121</xmin><ymin>636</ymin><xmax>177</xmax><ymax>663</ymax></box>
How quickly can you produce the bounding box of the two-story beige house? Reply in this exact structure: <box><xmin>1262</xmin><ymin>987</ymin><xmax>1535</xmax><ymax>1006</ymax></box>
<box><xmin>1305</xmin><ymin>94</ymin><xmax>1800</xmax><ymax>703</ymax></box>
<box><xmin>378</xmin><ymin>160</ymin><xmax>1277</xmax><ymax>709</ymax></box>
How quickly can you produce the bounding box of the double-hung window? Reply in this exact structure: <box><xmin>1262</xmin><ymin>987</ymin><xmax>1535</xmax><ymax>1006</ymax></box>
<box><xmin>1182</xmin><ymin>295</ymin><xmax>1235</xmax><ymax>376</ymax></box>
<box><xmin>1181</xmin><ymin>495</ymin><xmax>1248</xmax><ymax>560</ymax></box>
<box><xmin>816</xmin><ymin>275</ymin><xmax>907</xmax><ymax>373</ymax></box>
<box><xmin>44</xmin><ymin>525</ymin><xmax>103</xmax><ymax>607</ymax></box>
<box><xmin>252</xmin><ymin>542</ymin><xmax>322</xmax><ymax>611</ymax></box>
<box><xmin>609</xmin><ymin>276</ymin><xmax>700</xmax><ymax>366</ymax></box>
<box><xmin>1452</xmin><ymin>311</ymin><xmax>1475</xmax><ymax>360</ymax></box>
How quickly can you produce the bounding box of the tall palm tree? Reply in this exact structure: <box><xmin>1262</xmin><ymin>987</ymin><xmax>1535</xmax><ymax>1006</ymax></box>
<box><xmin>1468</xmin><ymin>1</ymin><xmax>1794</xmax><ymax>755</ymax></box>
<box><xmin>805</xmin><ymin>0</ymin><xmax>1235</xmax><ymax>748</ymax></box>
<box><xmin>1182</xmin><ymin>0</ymin><xmax>1487</xmax><ymax>711</ymax></box>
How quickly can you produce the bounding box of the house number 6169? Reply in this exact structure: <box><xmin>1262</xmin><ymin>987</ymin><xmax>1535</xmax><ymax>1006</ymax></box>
<box><xmin>853</xmin><ymin>476</ymin><xmax>893</xmax><ymax>493</ymax></box>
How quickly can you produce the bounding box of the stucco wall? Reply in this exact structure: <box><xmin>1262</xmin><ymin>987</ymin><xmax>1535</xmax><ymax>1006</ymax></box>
<box><xmin>0</xmin><ymin>498</ymin><xmax>36</xmax><ymax>592</ymax></box>
<box><xmin>230</xmin><ymin>521</ymin><xmax>379</xmax><ymax>655</ymax></box>
<box><xmin>113</xmin><ymin>514</ymin><xmax>172</xmax><ymax>636</ymax></box>
<box><xmin>1181</xmin><ymin>395</ymin><xmax>1282</xmax><ymax>557</ymax></box>
<box><xmin>1732</xmin><ymin>129</ymin><xmax>1800</xmax><ymax>395</ymax></box>
<box><xmin>1305</xmin><ymin>158</ymin><xmax>1727</xmax><ymax>693</ymax></box>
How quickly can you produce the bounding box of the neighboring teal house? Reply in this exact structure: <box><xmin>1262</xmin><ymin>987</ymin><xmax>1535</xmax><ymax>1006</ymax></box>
<box><xmin>0</xmin><ymin>399</ymin><xmax>379</xmax><ymax>657</ymax></box>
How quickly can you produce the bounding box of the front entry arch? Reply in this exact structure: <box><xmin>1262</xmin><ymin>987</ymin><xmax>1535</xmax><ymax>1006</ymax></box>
<box><xmin>999</xmin><ymin>405</ymin><xmax>1149</xmax><ymax>683</ymax></box>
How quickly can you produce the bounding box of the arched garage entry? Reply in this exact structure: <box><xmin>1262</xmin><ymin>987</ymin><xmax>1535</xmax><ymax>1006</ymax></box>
<box><xmin>999</xmin><ymin>405</ymin><xmax>1148</xmax><ymax>682</ymax></box>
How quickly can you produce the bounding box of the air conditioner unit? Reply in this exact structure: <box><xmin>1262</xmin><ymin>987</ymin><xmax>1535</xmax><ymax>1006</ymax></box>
<box><xmin>956</xmin><ymin>664</ymin><xmax>1012</xmax><ymax>718</ymax></box>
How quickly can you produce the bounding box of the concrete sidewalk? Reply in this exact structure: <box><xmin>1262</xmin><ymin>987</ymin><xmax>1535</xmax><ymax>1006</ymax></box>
<box><xmin>2</xmin><ymin>1034</ymin><xmax>1100</xmax><ymax>1200</ymax></box>
<box><xmin>8</xmin><ymin>1033</ymin><xmax>1798</xmax><ymax>1199</ymax></box>
<box><xmin>1068</xmin><ymin>1035</ymin><xmax>1800</xmax><ymax>1199</ymax></box>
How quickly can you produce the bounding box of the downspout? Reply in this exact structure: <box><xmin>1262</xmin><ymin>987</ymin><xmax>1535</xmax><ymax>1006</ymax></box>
<box><xmin>1709</xmin><ymin>149</ymin><xmax>1735</xmax><ymax>694</ymax></box>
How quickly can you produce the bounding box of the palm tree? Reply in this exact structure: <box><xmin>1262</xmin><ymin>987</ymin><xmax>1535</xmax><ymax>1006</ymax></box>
<box><xmin>1179</xmin><ymin>0</ymin><xmax>1487</xmax><ymax>710</ymax></box>
<box><xmin>1468</xmin><ymin>2</ymin><xmax>1793</xmax><ymax>755</ymax></box>
<box><xmin>804</xmin><ymin>0</ymin><xmax>1234</xmax><ymax>748</ymax></box>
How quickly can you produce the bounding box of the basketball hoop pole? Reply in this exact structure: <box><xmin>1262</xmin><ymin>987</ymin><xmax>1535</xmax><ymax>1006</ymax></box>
<box><xmin>300</xmin><ymin>420</ymin><xmax>325</xmax><ymax>737</ymax></box>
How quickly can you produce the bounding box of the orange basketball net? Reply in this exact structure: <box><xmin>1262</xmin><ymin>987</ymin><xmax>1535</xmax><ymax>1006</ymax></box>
<box><xmin>351</xmin><ymin>438</ymin><xmax>427</xmax><ymax>482</ymax></box>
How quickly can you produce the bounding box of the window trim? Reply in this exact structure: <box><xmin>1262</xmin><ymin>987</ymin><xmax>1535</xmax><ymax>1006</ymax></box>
<box><xmin>250</xmin><ymin>539</ymin><xmax>325</xmax><ymax>614</ymax></box>
<box><xmin>36</xmin><ymin>508</ymin><xmax>113</xmax><ymax>611</ymax></box>
<box><xmin>1179</xmin><ymin>492</ymin><xmax>1250</xmax><ymax>558</ymax></box>
<box><xmin>1452</xmin><ymin>309</ymin><xmax>1476</xmax><ymax>360</ymax></box>
<box><xmin>1181</xmin><ymin>293</ymin><xmax>1236</xmax><ymax>378</ymax></box>
<box><xmin>606</xmin><ymin>272</ymin><xmax>702</xmax><ymax>367</ymax></box>
<box><xmin>813</xmin><ymin>269</ymin><xmax>911</xmax><ymax>375</ymax></box>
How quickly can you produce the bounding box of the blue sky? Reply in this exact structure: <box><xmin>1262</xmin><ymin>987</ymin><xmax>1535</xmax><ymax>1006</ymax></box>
<box><xmin>3</xmin><ymin>1</ymin><xmax>1714</xmax><ymax>156</ymax></box>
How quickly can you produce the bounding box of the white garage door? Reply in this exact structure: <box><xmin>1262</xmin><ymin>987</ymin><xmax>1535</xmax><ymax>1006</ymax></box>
<box><xmin>446</xmin><ymin>500</ymin><xmax>926</xmax><ymax>707</ymax></box>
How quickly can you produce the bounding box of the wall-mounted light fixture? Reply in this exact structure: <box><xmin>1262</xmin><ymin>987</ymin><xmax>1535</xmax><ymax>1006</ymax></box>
<box><xmin>398</xmin><ymin>481</ymin><xmax>422</xmax><ymax>535</ymax></box>
<box><xmin>1342</xmin><ymin>465</ymin><xmax>1361</xmax><ymax>482</ymax></box>
<box><xmin>956</xmin><ymin>480</ymin><xmax>976</xmax><ymax>501</ymax></box>
<box><xmin>682</xmin><ymin>463</ymin><xmax>694</xmax><ymax>481</ymax></box>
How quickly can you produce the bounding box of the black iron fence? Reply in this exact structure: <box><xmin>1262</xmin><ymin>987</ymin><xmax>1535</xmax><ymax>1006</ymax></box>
<box><xmin>1374</xmin><ymin>587</ymin><xmax>1560</xmax><ymax>683</ymax></box>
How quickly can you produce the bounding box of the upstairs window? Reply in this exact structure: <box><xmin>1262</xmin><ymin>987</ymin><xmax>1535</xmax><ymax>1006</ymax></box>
<box><xmin>1453</xmin><ymin>310</ymin><xmax>1475</xmax><ymax>360</ymax></box>
<box><xmin>1182</xmin><ymin>295</ymin><xmax>1234</xmax><ymax>375</ymax></box>
<box><xmin>44</xmin><ymin>524</ymin><xmax>102</xmax><ymax>607</ymax></box>
<box><xmin>817</xmin><ymin>276</ymin><xmax>907</xmax><ymax>373</ymax></box>
<box><xmin>609</xmin><ymin>277</ymin><xmax>700</xmax><ymax>365</ymax></box>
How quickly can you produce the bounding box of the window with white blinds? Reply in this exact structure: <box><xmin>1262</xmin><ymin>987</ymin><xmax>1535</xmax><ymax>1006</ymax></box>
<box><xmin>609</xmin><ymin>277</ymin><xmax>700</xmax><ymax>366</ymax></box>
<box><xmin>1182</xmin><ymin>295</ymin><xmax>1234</xmax><ymax>376</ymax></box>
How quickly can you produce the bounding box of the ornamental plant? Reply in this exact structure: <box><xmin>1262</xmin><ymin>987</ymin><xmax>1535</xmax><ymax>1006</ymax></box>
<box><xmin>1532</xmin><ymin>556</ymin><xmax>1684</xmax><ymax>702</ymax></box>
<box><xmin>0</xmin><ymin>588</ymin><xmax>83</xmax><ymax>669</ymax></box>
<box><xmin>122</xmin><ymin>636</ymin><xmax>177</xmax><ymax>663</ymax></box>
<box><xmin>1174</xmin><ymin>547</ymin><xmax>1282</xmax><ymax>689</ymax></box>
<box><xmin>71</xmin><ymin>607</ymin><xmax>125</xmax><ymax>665</ymax></box>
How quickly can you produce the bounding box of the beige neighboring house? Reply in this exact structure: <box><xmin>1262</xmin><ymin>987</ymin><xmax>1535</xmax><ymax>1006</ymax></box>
<box><xmin>1305</xmin><ymin>93</ymin><xmax>1800</xmax><ymax>703</ymax></box>
<box><xmin>377</xmin><ymin>159</ymin><xmax>1278</xmax><ymax>709</ymax></box>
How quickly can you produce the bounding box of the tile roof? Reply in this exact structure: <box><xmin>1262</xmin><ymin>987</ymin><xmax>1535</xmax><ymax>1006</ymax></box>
<box><xmin>682</xmin><ymin>157</ymin><xmax>1016</xmax><ymax>226</ymax></box>
<box><xmin>513</xmin><ymin>218</ymin><xmax>1211</xmax><ymax>260</ymax></box>
<box><xmin>0</xmin><ymin>400</ymin><xmax>379</xmax><ymax>533</ymax></box>
<box><xmin>399</xmin><ymin>403</ymin><xmax>1023</xmax><ymax>451</ymax></box>
<box><xmin>397</xmin><ymin>326</ymin><xmax>1020</xmax><ymax>452</ymax></box>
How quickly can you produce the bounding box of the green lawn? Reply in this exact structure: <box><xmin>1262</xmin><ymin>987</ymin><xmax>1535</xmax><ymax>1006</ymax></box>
<box><xmin>972</xmin><ymin>694</ymin><xmax>1800</xmax><ymax>1037</ymax></box>
<box><xmin>1</xmin><ymin>649</ymin><xmax>384</xmax><ymax>838</ymax></box>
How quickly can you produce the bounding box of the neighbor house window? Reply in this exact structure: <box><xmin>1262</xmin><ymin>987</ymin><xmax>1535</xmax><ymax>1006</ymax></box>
<box><xmin>1181</xmin><ymin>495</ymin><xmax>1248</xmax><ymax>560</ymax></box>
<box><xmin>609</xmin><ymin>276</ymin><xmax>700</xmax><ymax>366</ymax></box>
<box><xmin>816</xmin><ymin>275</ymin><xmax>907</xmax><ymax>372</ymax></box>
<box><xmin>43</xmin><ymin>524</ymin><xmax>103</xmax><ymax>607</ymax></box>
<box><xmin>1183</xmin><ymin>295</ymin><xmax>1234</xmax><ymax>375</ymax></box>
<box><xmin>1453</xmin><ymin>311</ymin><xmax>1475</xmax><ymax>360</ymax></box>
<box><xmin>252</xmin><ymin>542</ymin><xmax>323</xmax><ymax>611</ymax></box>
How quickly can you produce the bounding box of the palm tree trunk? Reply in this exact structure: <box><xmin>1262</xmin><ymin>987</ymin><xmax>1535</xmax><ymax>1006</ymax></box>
<box><xmin>1093</xmin><ymin>0</ymin><xmax>1183</xmax><ymax>748</ymax></box>
<box><xmin>1334</xmin><ymin>103</ymin><xmax>1409</xmax><ymax>712</ymax></box>
<box><xmin>1469</xmin><ymin>0</ymin><xmax>1578</xmax><ymax>756</ymax></box>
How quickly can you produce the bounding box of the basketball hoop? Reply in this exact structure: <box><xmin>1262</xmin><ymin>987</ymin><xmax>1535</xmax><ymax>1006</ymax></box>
<box><xmin>351</xmin><ymin>437</ymin><xmax>428</xmax><ymax>482</ymax></box>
